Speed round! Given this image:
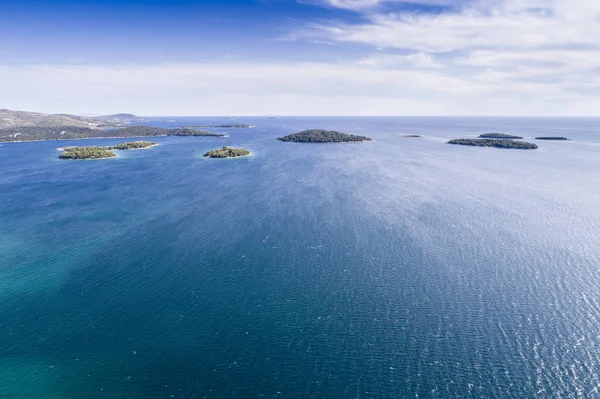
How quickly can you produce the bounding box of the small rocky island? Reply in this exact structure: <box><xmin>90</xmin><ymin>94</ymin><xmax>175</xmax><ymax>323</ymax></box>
<box><xmin>479</xmin><ymin>133</ymin><xmax>524</xmax><ymax>139</ymax></box>
<box><xmin>277</xmin><ymin>129</ymin><xmax>372</xmax><ymax>143</ymax></box>
<box><xmin>403</xmin><ymin>135</ymin><xmax>421</xmax><ymax>138</ymax></box>
<box><xmin>204</xmin><ymin>146</ymin><xmax>251</xmax><ymax>158</ymax></box>
<box><xmin>535</xmin><ymin>136</ymin><xmax>569</xmax><ymax>140</ymax></box>
<box><xmin>59</xmin><ymin>146</ymin><xmax>117</xmax><ymax>160</ymax></box>
<box><xmin>448</xmin><ymin>138</ymin><xmax>538</xmax><ymax>149</ymax></box>
<box><xmin>59</xmin><ymin>140</ymin><xmax>158</xmax><ymax>159</ymax></box>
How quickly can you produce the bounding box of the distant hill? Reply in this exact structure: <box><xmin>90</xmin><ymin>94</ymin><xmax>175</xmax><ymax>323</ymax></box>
<box><xmin>0</xmin><ymin>109</ymin><xmax>106</xmax><ymax>129</ymax></box>
<box><xmin>0</xmin><ymin>109</ymin><xmax>144</xmax><ymax>129</ymax></box>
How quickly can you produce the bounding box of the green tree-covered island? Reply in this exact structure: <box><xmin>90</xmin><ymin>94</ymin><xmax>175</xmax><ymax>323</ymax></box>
<box><xmin>203</xmin><ymin>146</ymin><xmax>251</xmax><ymax>158</ymax></box>
<box><xmin>59</xmin><ymin>146</ymin><xmax>117</xmax><ymax>160</ymax></box>
<box><xmin>59</xmin><ymin>141</ymin><xmax>158</xmax><ymax>159</ymax></box>
<box><xmin>277</xmin><ymin>129</ymin><xmax>372</xmax><ymax>143</ymax></box>
<box><xmin>535</xmin><ymin>136</ymin><xmax>569</xmax><ymax>140</ymax></box>
<box><xmin>448</xmin><ymin>138</ymin><xmax>538</xmax><ymax>149</ymax></box>
<box><xmin>479</xmin><ymin>133</ymin><xmax>524</xmax><ymax>139</ymax></box>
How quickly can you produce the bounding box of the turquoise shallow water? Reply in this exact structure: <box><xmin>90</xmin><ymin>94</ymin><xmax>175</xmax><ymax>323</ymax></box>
<box><xmin>1</xmin><ymin>117</ymin><xmax>600</xmax><ymax>398</ymax></box>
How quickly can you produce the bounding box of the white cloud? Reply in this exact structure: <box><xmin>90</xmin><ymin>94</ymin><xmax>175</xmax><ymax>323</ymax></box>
<box><xmin>0</xmin><ymin>60</ymin><xmax>598</xmax><ymax>116</ymax></box>
<box><xmin>303</xmin><ymin>0</ymin><xmax>458</xmax><ymax>10</ymax></box>
<box><xmin>359</xmin><ymin>52</ymin><xmax>444</xmax><ymax>68</ymax></box>
<box><xmin>289</xmin><ymin>0</ymin><xmax>600</xmax><ymax>115</ymax></box>
<box><xmin>305</xmin><ymin>0</ymin><xmax>600</xmax><ymax>51</ymax></box>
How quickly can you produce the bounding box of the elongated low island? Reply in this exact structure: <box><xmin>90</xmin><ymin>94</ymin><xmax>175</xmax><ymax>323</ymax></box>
<box><xmin>448</xmin><ymin>138</ymin><xmax>538</xmax><ymax>149</ymax></box>
<box><xmin>204</xmin><ymin>146</ymin><xmax>251</xmax><ymax>158</ymax></box>
<box><xmin>189</xmin><ymin>124</ymin><xmax>254</xmax><ymax>129</ymax></box>
<box><xmin>170</xmin><ymin>128</ymin><xmax>227</xmax><ymax>137</ymax></box>
<box><xmin>277</xmin><ymin>129</ymin><xmax>372</xmax><ymax>143</ymax></box>
<box><xmin>535</xmin><ymin>136</ymin><xmax>569</xmax><ymax>140</ymax></box>
<box><xmin>108</xmin><ymin>141</ymin><xmax>157</xmax><ymax>150</ymax></box>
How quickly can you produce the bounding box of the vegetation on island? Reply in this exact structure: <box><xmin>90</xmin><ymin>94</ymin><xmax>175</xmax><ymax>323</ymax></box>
<box><xmin>478</xmin><ymin>133</ymin><xmax>524</xmax><ymax>139</ymax></box>
<box><xmin>535</xmin><ymin>136</ymin><xmax>569</xmax><ymax>140</ymax></box>
<box><xmin>58</xmin><ymin>146</ymin><xmax>117</xmax><ymax>159</ymax></box>
<box><xmin>447</xmin><ymin>138</ymin><xmax>538</xmax><ymax>149</ymax></box>
<box><xmin>277</xmin><ymin>129</ymin><xmax>372</xmax><ymax>143</ymax></box>
<box><xmin>0</xmin><ymin>125</ymin><xmax>226</xmax><ymax>143</ymax></box>
<box><xmin>203</xmin><ymin>146</ymin><xmax>251</xmax><ymax>158</ymax></box>
<box><xmin>108</xmin><ymin>141</ymin><xmax>157</xmax><ymax>150</ymax></box>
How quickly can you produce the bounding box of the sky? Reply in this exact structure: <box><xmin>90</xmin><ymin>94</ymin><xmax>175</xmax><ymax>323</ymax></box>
<box><xmin>0</xmin><ymin>0</ymin><xmax>599</xmax><ymax>116</ymax></box>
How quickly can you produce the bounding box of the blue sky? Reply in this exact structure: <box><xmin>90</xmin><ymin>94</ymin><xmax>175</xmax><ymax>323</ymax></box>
<box><xmin>1</xmin><ymin>0</ymin><xmax>598</xmax><ymax>115</ymax></box>
<box><xmin>1</xmin><ymin>0</ymin><xmax>371</xmax><ymax>64</ymax></box>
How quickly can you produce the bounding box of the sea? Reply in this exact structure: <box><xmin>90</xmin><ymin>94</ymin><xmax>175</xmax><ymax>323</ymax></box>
<box><xmin>1</xmin><ymin>117</ymin><xmax>599</xmax><ymax>398</ymax></box>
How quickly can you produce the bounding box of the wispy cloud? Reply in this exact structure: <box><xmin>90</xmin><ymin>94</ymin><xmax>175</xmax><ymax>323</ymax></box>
<box><xmin>289</xmin><ymin>0</ymin><xmax>600</xmax><ymax>114</ymax></box>
<box><xmin>302</xmin><ymin>0</ymin><xmax>458</xmax><ymax>11</ymax></box>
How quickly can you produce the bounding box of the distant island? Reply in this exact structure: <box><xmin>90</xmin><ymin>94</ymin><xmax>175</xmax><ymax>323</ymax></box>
<box><xmin>479</xmin><ymin>133</ymin><xmax>524</xmax><ymax>139</ymax></box>
<box><xmin>108</xmin><ymin>141</ymin><xmax>157</xmax><ymax>150</ymax></box>
<box><xmin>204</xmin><ymin>146</ymin><xmax>251</xmax><ymax>158</ymax></box>
<box><xmin>403</xmin><ymin>135</ymin><xmax>421</xmax><ymax>138</ymax></box>
<box><xmin>188</xmin><ymin>124</ymin><xmax>254</xmax><ymax>129</ymax></box>
<box><xmin>277</xmin><ymin>129</ymin><xmax>372</xmax><ymax>143</ymax></box>
<box><xmin>0</xmin><ymin>126</ymin><xmax>225</xmax><ymax>143</ymax></box>
<box><xmin>59</xmin><ymin>140</ymin><xmax>158</xmax><ymax>159</ymax></box>
<box><xmin>59</xmin><ymin>146</ymin><xmax>117</xmax><ymax>160</ymax></box>
<box><xmin>171</xmin><ymin>128</ymin><xmax>226</xmax><ymax>137</ymax></box>
<box><xmin>535</xmin><ymin>137</ymin><xmax>569</xmax><ymax>140</ymax></box>
<box><xmin>448</xmin><ymin>138</ymin><xmax>538</xmax><ymax>149</ymax></box>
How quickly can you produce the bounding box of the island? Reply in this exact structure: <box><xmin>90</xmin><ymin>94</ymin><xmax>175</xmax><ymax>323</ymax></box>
<box><xmin>447</xmin><ymin>138</ymin><xmax>538</xmax><ymax>149</ymax></box>
<box><xmin>478</xmin><ymin>133</ymin><xmax>524</xmax><ymax>139</ymax></box>
<box><xmin>188</xmin><ymin>124</ymin><xmax>254</xmax><ymax>129</ymax></box>
<box><xmin>277</xmin><ymin>129</ymin><xmax>372</xmax><ymax>143</ymax></box>
<box><xmin>58</xmin><ymin>146</ymin><xmax>117</xmax><ymax>160</ymax></box>
<box><xmin>535</xmin><ymin>136</ymin><xmax>569</xmax><ymax>140</ymax></box>
<box><xmin>171</xmin><ymin>128</ymin><xmax>227</xmax><ymax>137</ymax></box>
<box><xmin>204</xmin><ymin>146</ymin><xmax>251</xmax><ymax>158</ymax></box>
<box><xmin>108</xmin><ymin>141</ymin><xmax>157</xmax><ymax>150</ymax></box>
<box><xmin>403</xmin><ymin>135</ymin><xmax>421</xmax><ymax>138</ymax></box>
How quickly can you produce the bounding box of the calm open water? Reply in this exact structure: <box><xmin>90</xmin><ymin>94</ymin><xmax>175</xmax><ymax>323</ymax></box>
<box><xmin>1</xmin><ymin>117</ymin><xmax>600</xmax><ymax>398</ymax></box>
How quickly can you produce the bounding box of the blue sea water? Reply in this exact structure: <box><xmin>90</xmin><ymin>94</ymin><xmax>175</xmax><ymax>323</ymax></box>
<box><xmin>1</xmin><ymin>117</ymin><xmax>600</xmax><ymax>398</ymax></box>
